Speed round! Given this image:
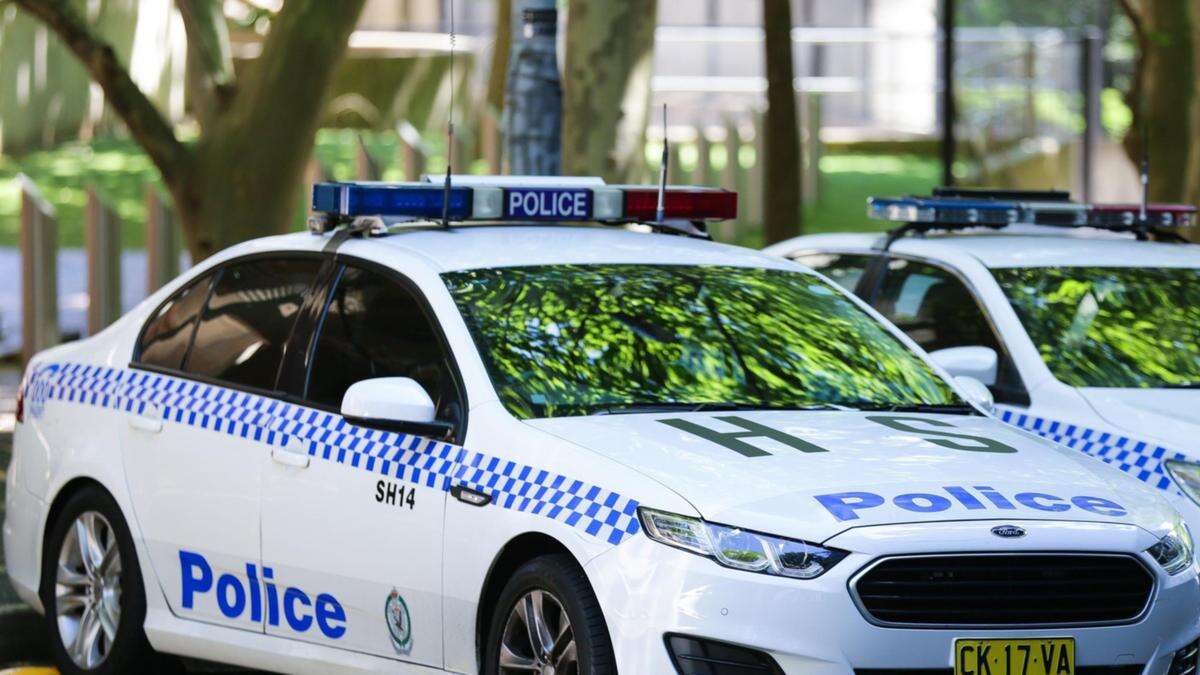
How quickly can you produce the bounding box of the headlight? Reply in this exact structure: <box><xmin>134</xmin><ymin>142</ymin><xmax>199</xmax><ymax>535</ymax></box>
<box><xmin>1147</xmin><ymin>520</ymin><xmax>1194</xmax><ymax>575</ymax></box>
<box><xmin>1165</xmin><ymin>460</ymin><xmax>1200</xmax><ymax>507</ymax></box>
<box><xmin>638</xmin><ymin>508</ymin><xmax>848</xmax><ymax>579</ymax></box>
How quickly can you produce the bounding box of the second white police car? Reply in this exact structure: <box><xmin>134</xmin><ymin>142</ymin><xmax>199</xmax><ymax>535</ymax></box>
<box><xmin>5</xmin><ymin>177</ymin><xmax>1199</xmax><ymax>674</ymax></box>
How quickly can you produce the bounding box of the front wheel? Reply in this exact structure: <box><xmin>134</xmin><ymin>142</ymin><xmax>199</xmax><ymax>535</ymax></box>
<box><xmin>40</xmin><ymin>487</ymin><xmax>161</xmax><ymax>674</ymax></box>
<box><xmin>484</xmin><ymin>554</ymin><xmax>616</xmax><ymax>675</ymax></box>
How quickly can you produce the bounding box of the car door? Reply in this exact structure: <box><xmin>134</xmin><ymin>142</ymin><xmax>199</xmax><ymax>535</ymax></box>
<box><xmin>259</xmin><ymin>261</ymin><xmax>465</xmax><ymax>666</ymax></box>
<box><xmin>122</xmin><ymin>255</ymin><xmax>324</xmax><ymax>631</ymax></box>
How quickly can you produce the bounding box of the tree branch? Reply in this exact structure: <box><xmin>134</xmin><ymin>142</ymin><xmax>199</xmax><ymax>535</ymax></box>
<box><xmin>13</xmin><ymin>0</ymin><xmax>191</xmax><ymax>186</ymax></box>
<box><xmin>177</xmin><ymin>0</ymin><xmax>236</xmax><ymax>128</ymax></box>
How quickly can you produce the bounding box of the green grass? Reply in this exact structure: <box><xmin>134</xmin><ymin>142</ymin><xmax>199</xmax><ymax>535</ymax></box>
<box><xmin>1</xmin><ymin>134</ymin><xmax>938</xmax><ymax>250</ymax></box>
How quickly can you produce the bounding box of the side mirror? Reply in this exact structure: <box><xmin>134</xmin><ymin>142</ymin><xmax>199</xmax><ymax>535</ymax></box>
<box><xmin>341</xmin><ymin>377</ymin><xmax>451</xmax><ymax>438</ymax></box>
<box><xmin>954</xmin><ymin>376</ymin><xmax>995</xmax><ymax>414</ymax></box>
<box><xmin>929</xmin><ymin>346</ymin><xmax>998</xmax><ymax>387</ymax></box>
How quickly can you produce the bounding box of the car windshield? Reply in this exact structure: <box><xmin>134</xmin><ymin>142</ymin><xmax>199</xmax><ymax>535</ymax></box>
<box><xmin>442</xmin><ymin>264</ymin><xmax>962</xmax><ymax>419</ymax></box>
<box><xmin>992</xmin><ymin>266</ymin><xmax>1200</xmax><ymax>388</ymax></box>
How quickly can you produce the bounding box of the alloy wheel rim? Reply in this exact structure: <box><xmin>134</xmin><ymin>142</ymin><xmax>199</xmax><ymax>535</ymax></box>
<box><xmin>55</xmin><ymin>511</ymin><xmax>122</xmax><ymax>669</ymax></box>
<box><xmin>498</xmin><ymin>589</ymin><xmax>577</xmax><ymax>675</ymax></box>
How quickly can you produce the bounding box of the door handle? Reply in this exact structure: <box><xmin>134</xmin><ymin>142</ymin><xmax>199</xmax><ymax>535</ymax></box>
<box><xmin>127</xmin><ymin>405</ymin><xmax>163</xmax><ymax>433</ymax></box>
<box><xmin>271</xmin><ymin>444</ymin><xmax>310</xmax><ymax>469</ymax></box>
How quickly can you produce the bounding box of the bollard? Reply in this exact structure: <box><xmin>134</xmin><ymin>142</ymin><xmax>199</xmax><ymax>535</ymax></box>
<box><xmin>694</xmin><ymin>126</ymin><xmax>712</xmax><ymax>187</ymax></box>
<box><xmin>721</xmin><ymin>119</ymin><xmax>742</xmax><ymax>242</ymax></box>
<box><xmin>85</xmin><ymin>186</ymin><xmax>121</xmax><ymax>336</ymax></box>
<box><xmin>480</xmin><ymin>108</ymin><xmax>502</xmax><ymax>174</ymax></box>
<box><xmin>302</xmin><ymin>155</ymin><xmax>327</xmax><ymax>215</ymax></box>
<box><xmin>355</xmin><ymin>135</ymin><xmax>380</xmax><ymax>181</ymax></box>
<box><xmin>145</xmin><ymin>185</ymin><xmax>180</xmax><ymax>293</ymax></box>
<box><xmin>748</xmin><ymin>112</ymin><xmax>765</xmax><ymax>232</ymax></box>
<box><xmin>19</xmin><ymin>174</ymin><xmax>58</xmax><ymax>365</ymax></box>
<box><xmin>803</xmin><ymin>93</ymin><xmax>823</xmax><ymax>205</ymax></box>
<box><xmin>396</xmin><ymin>121</ymin><xmax>428</xmax><ymax>181</ymax></box>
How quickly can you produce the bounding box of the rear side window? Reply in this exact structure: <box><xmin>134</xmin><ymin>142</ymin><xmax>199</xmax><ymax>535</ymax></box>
<box><xmin>136</xmin><ymin>272</ymin><xmax>217</xmax><ymax>370</ymax></box>
<box><xmin>305</xmin><ymin>265</ymin><xmax>462</xmax><ymax>424</ymax></box>
<box><xmin>791</xmin><ymin>252</ymin><xmax>876</xmax><ymax>293</ymax></box>
<box><xmin>183</xmin><ymin>257</ymin><xmax>321</xmax><ymax>391</ymax></box>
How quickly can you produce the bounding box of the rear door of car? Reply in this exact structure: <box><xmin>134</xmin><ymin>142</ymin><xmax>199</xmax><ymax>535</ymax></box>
<box><xmin>123</xmin><ymin>253</ymin><xmax>326</xmax><ymax>632</ymax></box>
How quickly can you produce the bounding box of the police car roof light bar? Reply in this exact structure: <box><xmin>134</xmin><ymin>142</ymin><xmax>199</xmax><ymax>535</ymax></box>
<box><xmin>309</xmin><ymin>179</ymin><xmax>738</xmax><ymax>233</ymax></box>
<box><xmin>868</xmin><ymin>188</ymin><xmax>1197</xmax><ymax>249</ymax></box>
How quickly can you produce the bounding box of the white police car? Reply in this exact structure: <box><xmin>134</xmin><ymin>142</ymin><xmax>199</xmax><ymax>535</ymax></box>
<box><xmin>4</xmin><ymin>178</ymin><xmax>1198</xmax><ymax>675</ymax></box>
<box><xmin>764</xmin><ymin>188</ymin><xmax>1200</xmax><ymax>532</ymax></box>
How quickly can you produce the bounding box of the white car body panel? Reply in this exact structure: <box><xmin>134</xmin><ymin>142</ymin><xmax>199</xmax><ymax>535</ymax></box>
<box><xmin>1</xmin><ymin>226</ymin><xmax>1195</xmax><ymax>673</ymax></box>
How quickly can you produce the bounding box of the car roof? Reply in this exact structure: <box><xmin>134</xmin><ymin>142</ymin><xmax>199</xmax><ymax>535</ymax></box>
<box><xmin>239</xmin><ymin>225</ymin><xmax>798</xmax><ymax>273</ymax></box>
<box><xmin>767</xmin><ymin>226</ymin><xmax>1200</xmax><ymax>269</ymax></box>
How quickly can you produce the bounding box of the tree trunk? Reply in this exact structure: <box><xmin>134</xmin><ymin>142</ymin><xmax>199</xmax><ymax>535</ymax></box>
<box><xmin>486</xmin><ymin>0</ymin><xmax>512</xmax><ymax>115</ymax></box>
<box><xmin>1118</xmin><ymin>0</ymin><xmax>1193</xmax><ymax>203</ymax></box>
<box><xmin>180</xmin><ymin>0</ymin><xmax>366</xmax><ymax>259</ymax></box>
<box><xmin>762</xmin><ymin>0</ymin><xmax>803</xmax><ymax>243</ymax></box>
<box><xmin>562</xmin><ymin>0</ymin><xmax>657</xmax><ymax>181</ymax></box>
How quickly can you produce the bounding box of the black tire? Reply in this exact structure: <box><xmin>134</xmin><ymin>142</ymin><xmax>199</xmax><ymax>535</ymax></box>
<box><xmin>39</xmin><ymin>486</ymin><xmax>167</xmax><ymax>674</ymax></box>
<box><xmin>483</xmin><ymin>554</ymin><xmax>616</xmax><ymax>675</ymax></box>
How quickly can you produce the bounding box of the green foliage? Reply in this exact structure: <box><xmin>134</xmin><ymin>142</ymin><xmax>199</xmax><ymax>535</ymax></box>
<box><xmin>0</xmin><ymin>137</ymin><xmax>162</xmax><ymax>248</ymax></box>
<box><xmin>444</xmin><ymin>264</ymin><xmax>959</xmax><ymax>419</ymax></box>
<box><xmin>993</xmin><ymin>267</ymin><xmax>1200</xmax><ymax>388</ymax></box>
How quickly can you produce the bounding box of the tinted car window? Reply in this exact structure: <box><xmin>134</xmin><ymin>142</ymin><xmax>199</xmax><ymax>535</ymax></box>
<box><xmin>137</xmin><ymin>272</ymin><xmax>217</xmax><ymax>370</ymax></box>
<box><xmin>877</xmin><ymin>259</ymin><xmax>999</xmax><ymax>353</ymax></box>
<box><xmin>876</xmin><ymin>258</ymin><xmax>1026</xmax><ymax>404</ymax></box>
<box><xmin>306</xmin><ymin>266</ymin><xmax>461</xmax><ymax>424</ymax></box>
<box><xmin>791</xmin><ymin>253</ymin><xmax>876</xmax><ymax>293</ymax></box>
<box><xmin>183</xmin><ymin>257</ymin><xmax>321</xmax><ymax>391</ymax></box>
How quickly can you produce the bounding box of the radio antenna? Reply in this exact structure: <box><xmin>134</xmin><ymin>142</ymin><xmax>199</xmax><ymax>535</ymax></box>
<box><xmin>656</xmin><ymin>103</ymin><xmax>668</xmax><ymax>223</ymax></box>
<box><xmin>441</xmin><ymin>0</ymin><xmax>457</xmax><ymax>229</ymax></box>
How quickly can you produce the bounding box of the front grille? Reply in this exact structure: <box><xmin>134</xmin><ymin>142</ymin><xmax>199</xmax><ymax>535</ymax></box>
<box><xmin>1170</xmin><ymin>640</ymin><xmax>1199</xmax><ymax>675</ymax></box>
<box><xmin>853</xmin><ymin>554</ymin><xmax>1154</xmax><ymax>627</ymax></box>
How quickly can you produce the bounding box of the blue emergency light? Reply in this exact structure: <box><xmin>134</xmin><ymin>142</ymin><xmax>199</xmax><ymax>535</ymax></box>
<box><xmin>310</xmin><ymin>177</ymin><xmax>738</xmax><ymax>227</ymax></box>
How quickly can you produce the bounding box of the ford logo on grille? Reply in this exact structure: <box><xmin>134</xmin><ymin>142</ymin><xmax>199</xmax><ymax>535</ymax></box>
<box><xmin>991</xmin><ymin>525</ymin><xmax>1026</xmax><ymax>538</ymax></box>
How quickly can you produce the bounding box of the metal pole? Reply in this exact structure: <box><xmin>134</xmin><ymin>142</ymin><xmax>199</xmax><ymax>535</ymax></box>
<box><xmin>503</xmin><ymin>0</ymin><xmax>561</xmax><ymax>175</ymax></box>
<box><xmin>86</xmin><ymin>186</ymin><xmax>121</xmax><ymax>335</ymax></box>
<box><xmin>19</xmin><ymin>174</ymin><xmax>58</xmax><ymax>365</ymax></box>
<box><xmin>940</xmin><ymin>0</ymin><xmax>956</xmax><ymax>186</ymax></box>
<box><xmin>1081</xmin><ymin>29</ymin><xmax>1103</xmax><ymax>201</ymax></box>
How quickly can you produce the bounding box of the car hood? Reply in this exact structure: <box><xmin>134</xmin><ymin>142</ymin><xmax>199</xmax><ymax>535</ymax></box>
<box><xmin>525</xmin><ymin>410</ymin><xmax>1179</xmax><ymax>543</ymax></box>
<box><xmin>1080</xmin><ymin>388</ymin><xmax>1200</xmax><ymax>457</ymax></box>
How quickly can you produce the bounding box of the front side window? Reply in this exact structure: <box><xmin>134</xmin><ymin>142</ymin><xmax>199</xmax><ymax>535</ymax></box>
<box><xmin>183</xmin><ymin>257</ymin><xmax>321</xmax><ymax>391</ymax></box>
<box><xmin>993</xmin><ymin>266</ymin><xmax>1200</xmax><ymax>388</ymax></box>
<box><xmin>791</xmin><ymin>252</ymin><xmax>876</xmax><ymax>293</ymax></box>
<box><xmin>444</xmin><ymin>264</ymin><xmax>961</xmax><ymax>419</ymax></box>
<box><xmin>136</xmin><ymin>272</ymin><xmax>216</xmax><ymax>370</ymax></box>
<box><xmin>876</xmin><ymin>259</ymin><xmax>1000</xmax><ymax>354</ymax></box>
<box><xmin>305</xmin><ymin>265</ymin><xmax>462</xmax><ymax>423</ymax></box>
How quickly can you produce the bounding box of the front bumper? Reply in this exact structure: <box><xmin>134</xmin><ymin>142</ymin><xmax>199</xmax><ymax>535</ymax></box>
<box><xmin>585</xmin><ymin>519</ymin><xmax>1200</xmax><ymax>674</ymax></box>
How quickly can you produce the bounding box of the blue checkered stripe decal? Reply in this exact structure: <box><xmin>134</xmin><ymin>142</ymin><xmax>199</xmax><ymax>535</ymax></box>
<box><xmin>997</xmin><ymin>407</ymin><xmax>1187</xmax><ymax>491</ymax></box>
<box><xmin>29</xmin><ymin>362</ymin><xmax>642</xmax><ymax>545</ymax></box>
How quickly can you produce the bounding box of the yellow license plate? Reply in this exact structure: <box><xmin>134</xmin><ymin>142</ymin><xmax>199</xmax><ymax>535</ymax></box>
<box><xmin>955</xmin><ymin>638</ymin><xmax>1075</xmax><ymax>675</ymax></box>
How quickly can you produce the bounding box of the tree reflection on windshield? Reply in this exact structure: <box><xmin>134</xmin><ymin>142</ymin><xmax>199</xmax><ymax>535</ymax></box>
<box><xmin>993</xmin><ymin>266</ymin><xmax>1200</xmax><ymax>388</ymax></box>
<box><xmin>443</xmin><ymin>264</ymin><xmax>960</xmax><ymax>419</ymax></box>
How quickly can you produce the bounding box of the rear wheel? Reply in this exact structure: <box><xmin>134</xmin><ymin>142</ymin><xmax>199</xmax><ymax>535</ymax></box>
<box><xmin>40</xmin><ymin>487</ymin><xmax>161</xmax><ymax>674</ymax></box>
<box><xmin>484</xmin><ymin>554</ymin><xmax>615</xmax><ymax>675</ymax></box>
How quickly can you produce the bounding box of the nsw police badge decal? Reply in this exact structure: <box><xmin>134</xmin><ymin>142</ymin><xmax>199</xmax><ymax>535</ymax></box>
<box><xmin>386</xmin><ymin>588</ymin><xmax>412</xmax><ymax>654</ymax></box>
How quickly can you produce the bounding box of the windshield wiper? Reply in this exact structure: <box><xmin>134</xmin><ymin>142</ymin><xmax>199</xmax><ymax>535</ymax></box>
<box><xmin>588</xmin><ymin>402</ymin><xmax>854</xmax><ymax>415</ymax></box>
<box><xmin>829</xmin><ymin>402</ymin><xmax>980</xmax><ymax>415</ymax></box>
